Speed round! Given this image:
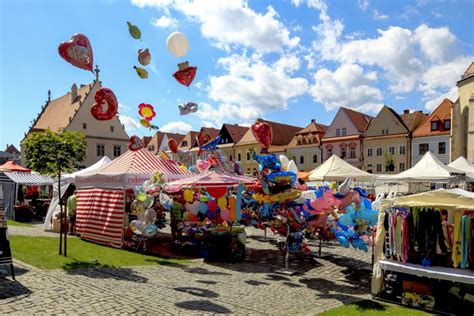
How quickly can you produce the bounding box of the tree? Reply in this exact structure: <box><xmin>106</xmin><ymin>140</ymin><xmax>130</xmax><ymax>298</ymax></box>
<box><xmin>23</xmin><ymin>129</ymin><xmax>86</xmax><ymax>256</ymax></box>
<box><xmin>383</xmin><ymin>151</ymin><xmax>395</xmax><ymax>172</ymax></box>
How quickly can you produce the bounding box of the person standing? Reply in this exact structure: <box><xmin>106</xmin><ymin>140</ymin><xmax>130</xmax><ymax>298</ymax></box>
<box><xmin>170</xmin><ymin>199</ymin><xmax>183</xmax><ymax>241</ymax></box>
<box><xmin>67</xmin><ymin>190</ymin><xmax>77</xmax><ymax>235</ymax></box>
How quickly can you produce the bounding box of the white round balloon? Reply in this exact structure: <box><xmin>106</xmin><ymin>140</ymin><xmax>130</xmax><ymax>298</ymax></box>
<box><xmin>166</xmin><ymin>32</ymin><xmax>189</xmax><ymax>58</ymax></box>
<box><xmin>279</xmin><ymin>155</ymin><xmax>290</xmax><ymax>169</ymax></box>
<box><xmin>287</xmin><ymin>160</ymin><xmax>299</xmax><ymax>175</ymax></box>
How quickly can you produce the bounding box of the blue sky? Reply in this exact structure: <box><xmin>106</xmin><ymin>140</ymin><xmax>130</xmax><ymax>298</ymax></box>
<box><xmin>1</xmin><ymin>0</ymin><xmax>472</xmax><ymax>149</ymax></box>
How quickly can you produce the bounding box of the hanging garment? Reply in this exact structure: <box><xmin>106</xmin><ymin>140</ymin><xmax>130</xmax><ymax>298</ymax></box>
<box><xmin>412</xmin><ymin>207</ymin><xmax>419</xmax><ymax>252</ymax></box>
<box><xmin>434</xmin><ymin>210</ymin><xmax>448</xmax><ymax>256</ymax></box>
<box><xmin>460</xmin><ymin>215</ymin><xmax>470</xmax><ymax>268</ymax></box>
<box><xmin>401</xmin><ymin>212</ymin><xmax>409</xmax><ymax>263</ymax></box>
<box><xmin>395</xmin><ymin>213</ymin><xmax>402</xmax><ymax>261</ymax></box>
<box><xmin>384</xmin><ymin>210</ymin><xmax>391</xmax><ymax>259</ymax></box>
<box><xmin>452</xmin><ymin>211</ymin><xmax>462</xmax><ymax>268</ymax></box>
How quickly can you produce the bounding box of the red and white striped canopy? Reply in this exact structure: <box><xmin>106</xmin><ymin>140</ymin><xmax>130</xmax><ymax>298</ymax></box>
<box><xmin>165</xmin><ymin>171</ymin><xmax>256</xmax><ymax>189</ymax></box>
<box><xmin>76</xmin><ymin>149</ymin><xmax>192</xmax><ymax>189</ymax></box>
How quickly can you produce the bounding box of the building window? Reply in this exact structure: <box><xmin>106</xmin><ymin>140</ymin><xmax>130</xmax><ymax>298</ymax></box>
<box><xmin>238</xmin><ymin>153</ymin><xmax>242</xmax><ymax>161</ymax></box>
<box><xmin>313</xmin><ymin>154</ymin><xmax>318</xmax><ymax>163</ymax></box>
<box><xmin>113</xmin><ymin>145</ymin><xmax>121</xmax><ymax>157</ymax></box>
<box><xmin>327</xmin><ymin>147</ymin><xmax>333</xmax><ymax>159</ymax></box>
<box><xmin>431</xmin><ymin>121</ymin><xmax>439</xmax><ymax>131</ymax></box>
<box><xmin>419</xmin><ymin>143</ymin><xmax>429</xmax><ymax>155</ymax></box>
<box><xmin>444</xmin><ymin>120</ymin><xmax>451</xmax><ymax>130</ymax></box>
<box><xmin>297</xmin><ymin>140</ymin><xmax>302</xmax><ymax>145</ymax></box>
<box><xmin>376</xmin><ymin>148</ymin><xmax>382</xmax><ymax>156</ymax></box>
<box><xmin>148</xmin><ymin>145</ymin><xmax>155</xmax><ymax>151</ymax></box>
<box><xmin>376</xmin><ymin>164</ymin><xmax>382</xmax><ymax>172</ymax></box>
<box><xmin>308</xmin><ymin>139</ymin><xmax>313</xmax><ymax>144</ymax></box>
<box><xmin>399</xmin><ymin>162</ymin><xmax>405</xmax><ymax>171</ymax></box>
<box><xmin>300</xmin><ymin>156</ymin><xmax>304</xmax><ymax>164</ymax></box>
<box><xmin>96</xmin><ymin>144</ymin><xmax>105</xmax><ymax>157</ymax></box>
<box><xmin>229</xmin><ymin>155</ymin><xmax>233</xmax><ymax>161</ymax></box>
<box><xmin>246</xmin><ymin>152</ymin><xmax>250</xmax><ymax>161</ymax></box>
<box><xmin>83</xmin><ymin>123</ymin><xmax>87</xmax><ymax>129</ymax></box>
<box><xmin>342</xmin><ymin>128</ymin><xmax>347</xmax><ymax>136</ymax></box>
<box><xmin>341</xmin><ymin>148</ymin><xmax>347</xmax><ymax>159</ymax></box>
<box><xmin>110</xmin><ymin>126</ymin><xmax>114</xmax><ymax>132</ymax></box>
<box><xmin>336</xmin><ymin>128</ymin><xmax>341</xmax><ymax>136</ymax></box>
<box><xmin>400</xmin><ymin>145</ymin><xmax>406</xmax><ymax>155</ymax></box>
<box><xmin>350</xmin><ymin>147</ymin><xmax>356</xmax><ymax>158</ymax></box>
<box><xmin>181</xmin><ymin>140</ymin><xmax>187</xmax><ymax>147</ymax></box>
<box><xmin>389</xmin><ymin>146</ymin><xmax>395</xmax><ymax>155</ymax></box>
<box><xmin>367</xmin><ymin>148</ymin><xmax>373</xmax><ymax>157</ymax></box>
<box><xmin>438</xmin><ymin>142</ymin><xmax>446</xmax><ymax>155</ymax></box>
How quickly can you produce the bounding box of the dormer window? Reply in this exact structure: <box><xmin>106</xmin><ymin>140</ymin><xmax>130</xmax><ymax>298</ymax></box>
<box><xmin>444</xmin><ymin>120</ymin><xmax>451</xmax><ymax>130</ymax></box>
<box><xmin>342</xmin><ymin>128</ymin><xmax>347</xmax><ymax>135</ymax></box>
<box><xmin>181</xmin><ymin>140</ymin><xmax>187</xmax><ymax>147</ymax></box>
<box><xmin>431</xmin><ymin>121</ymin><xmax>439</xmax><ymax>131</ymax></box>
<box><xmin>336</xmin><ymin>128</ymin><xmax>341</xmax><ymax>136</ymax></box>
<box><xmin>297</xmin><ymin>140</ymin><xmax>301</xmax><ymax>145</ymax></box>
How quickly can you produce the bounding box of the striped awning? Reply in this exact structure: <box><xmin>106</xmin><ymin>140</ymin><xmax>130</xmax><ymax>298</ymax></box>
<box><xmin>1</xmin><ymin>172</ymin><xmax>54</xmax><ymax>185</ymax></box>
<box><xmin>94</xmin><ymin>149</ymin><xmax>192</xmax><ymax>176</ymax></box>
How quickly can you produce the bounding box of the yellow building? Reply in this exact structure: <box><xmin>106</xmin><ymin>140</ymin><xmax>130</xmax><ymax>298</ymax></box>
<box><xmin>234</xmin><ymin>119</ymin><xmax>302</xmax><ymax>175</ymax></box>
<box><xmin>451</xmin><ymin>62</ymin><xmax>474</xmax><ymax>163</ymax></box>
<box><xmin>363</xmin><ymin>106</ymin><xmax>426</xmax><ymax>174</ymax></box>
<box><xmin>21</xmin><ymin>75</ymin><xmax>129</xmax><ymax>168</ymax></box>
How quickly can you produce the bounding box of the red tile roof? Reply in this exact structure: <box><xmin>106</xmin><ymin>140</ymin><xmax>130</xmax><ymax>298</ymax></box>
<box><xmin>222</xmin><ymin>124</ymin><xmax>249</xmax><ymax>143</ymax></box>
<box><xmin>341</xmin><ymin>107</ymin><xmax>373</xmax><ymax>133</ymax></box>
<box><xmin>412</xmin><ymin>98</ymin><xmax>453</xmax><ymax>137</ymax></box>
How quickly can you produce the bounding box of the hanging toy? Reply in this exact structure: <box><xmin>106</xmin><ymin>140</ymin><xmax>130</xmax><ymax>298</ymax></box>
<box><xmin>166</xmin><ymin>32</ymin><xmax>189</xmax><ymax>58</ymax></box>
<box><xmin>138</xmin><ymin>48</ymin><xmax>151</xmax><ymax>66</ymax></box>
<box><xmin>58</xmin><ymin>33</ymin><xmax>93</xmax><ymax>72</ymax></box>
<box><xmin>173</xmin><ymin>61</ymin><xmax>197</xmax><ymax>87</ymax></box>
<box><xmin>134</xmin><ymin>66</ymin><xmax>148</xmax><ymax>79</ymax></box>
<box><xmin>138</xmin><ymin>103</ymin><xmax>156</xmax><ymax>121</ymax></box>
<box><xmin>127</xmin><ymin>21</ymin><xmax>141</xmax><ymax>40</ymax></box>
<box><xmin>251</xmin><ymin>120</ymin><xmax>273</xmax><ymax>149</ymax></box>
<box><xmin>168</xmin><ymin>138</ymin><xmax>179</xmax><ymax>154</ymax></box>
<box><xmin>179</xmin><ymin>102</ymin><xmax>198</xmax><ymax>115</ymax></box>
<box><xmin>90</xmin><ymin>87</ymin><xmax>118</xmax><ymax>121</ymax></box>
<box><xmin>128</xmin><ymin>135</ymin><xmax>144</xmax><ymax>151</ymax></box>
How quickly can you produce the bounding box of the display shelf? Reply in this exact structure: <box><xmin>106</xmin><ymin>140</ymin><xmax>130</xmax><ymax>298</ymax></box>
<box><xmin>379</xmin><ymin>259</ymin><xmax>474</xmax><ymax>285</ymax></box>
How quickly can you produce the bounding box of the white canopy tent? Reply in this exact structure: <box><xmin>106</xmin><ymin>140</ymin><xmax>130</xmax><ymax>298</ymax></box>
<box><xmin>448</xmin><ymin>156</ymin><xmax>474</xmax><ymax>181</ymax></box>
<box><xmin>377</xmin><ymin>152</ymin><xmax>465</xmax><ymax>183</ymax></box>
<box><xmin>43</xmin><ymin>156</ymin><xmax>112</xmax><ymax>230</ymax></box>
<box><xmin>308</xmin><ymin>154</ymin><xmax>376</xmax><ymax>182</ymax></box>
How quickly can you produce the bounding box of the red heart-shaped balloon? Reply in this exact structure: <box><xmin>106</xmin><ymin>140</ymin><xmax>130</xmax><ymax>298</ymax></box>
<box><xmin>168</xmin><ymin>138</ymin><xmax>179</xmax><ymax>154</ymax></box>
<box><xmin>58</xmin><ymin>34</ymin><xmax>93</xmax><ymax>71</ymax></box>
<box><xmin>128</xmin><ymin>135</ymin><xmax>144</xmax><ymax>151</ymax></box>
<box><xmin>91</xmin><ymin>88</ymin><xmax>118</xmax><ymax>121</ymax></box>
<box><xmin>173</xmin><ymin>66</ymin><xmax>197</xmax><ymax>87</ymax></box>
<box><xmin>251</xmin><ymin>121</ymin><xmax>273</xmax><ymax>149</ymax></box>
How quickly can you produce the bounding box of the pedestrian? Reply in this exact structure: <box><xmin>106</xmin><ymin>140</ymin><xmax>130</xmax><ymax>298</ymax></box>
<box><xmin>67</xmin><ymin>190</ymin><xmax>77</xmax><ymax>235</ymax></box>
<box><xmin>170</xmin><ymin>198</ymin><xmax>183</xmax><ymax>241</ymax></box>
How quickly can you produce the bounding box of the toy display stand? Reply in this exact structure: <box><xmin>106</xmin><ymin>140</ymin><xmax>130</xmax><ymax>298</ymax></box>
<box><xmin>0</xmin><ymin>210</ymin><xmax>15</xmax><ymax>280</ymax></box>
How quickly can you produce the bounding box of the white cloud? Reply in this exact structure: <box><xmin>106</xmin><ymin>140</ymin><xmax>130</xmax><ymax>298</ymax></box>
<box><xmin>196</xmin><ymin>103</ymin><xmax>260</xmax><ymax>125</ymax></box>
<box><xmin>208</xmin><ymin>54</ymin><xmax>308</xmax><ymax>113</ymax></box>
<box><xmin>373</xmin><ymin>9</ymin><xmax>388</xmax><ymax>21</ymax></box>
<box><xmin>414</xmin><ymin>24</ymin><xmax>457</xmax><ymax>62</ymax></box>
<box><xmin>119</xmin><ymin>115</ymin><xmax>141</xmax><ymax>134</ymax></box>
<box><xmin>424</xmin><ymin>86</ymin><xmax>457</xmax><ymax>111</ymax></box>
<box><xmin>310</xmin><ymin>63</ymin><xmax>383</xmax><ymax>113</ymax></box>
<box><xmin>201</xmin><ymin>121</ymin><xmax>219</xmax><ymax>128</ymax></box>
<box><xmin>160</xmin><ymin>120</ymin><xmax>192</xmax><ymax>134</ymax></box>
<box><xmin>152</xmin><ymin>15</ymin><xmax>178</xmax><ymax>28</ymax></box>
<box><xmin>358</xmin><ymin>0</ymin><xmax>368</xmax><ymax>11</ymax></box>
<box><xmin>118</xmin><ymin>103</ymin><xmax>131</xmax><ymax>112</ymax></box>
<box><xmin>134</xmin><ymin>0</ymin><xmax>300</xmax><ymax>53</ymax></box>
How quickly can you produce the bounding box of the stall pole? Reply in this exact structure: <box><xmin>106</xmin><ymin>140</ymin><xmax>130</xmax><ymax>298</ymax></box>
<box><xmin>58</xmin><ymin>167</ymin><xmax>63</xmax><ymax>255</ymax></box>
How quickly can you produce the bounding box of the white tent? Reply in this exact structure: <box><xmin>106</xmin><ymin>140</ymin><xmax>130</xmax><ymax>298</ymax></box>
<box><xmin>377</xmin><ymin>151</ymin><xmax>465</xmax><ymax>183</ymax></box>
<box><xmin>308</xmin><ymin>154</ymin><xmax>376</xmax><ymax>182</ymax></box>
<box><xmin>448</xmin><ymin>156</ymin><xmax>474</xmax><ymax>181</ymax></box>
<box><xmin>43</xmin><ymin>156</ymin><xmax>112</xmax><ymax>230</ymax></box>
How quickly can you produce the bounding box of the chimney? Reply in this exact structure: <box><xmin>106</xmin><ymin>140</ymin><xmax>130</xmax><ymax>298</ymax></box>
<box><xmin>71</xmin><ymin>83</ymin><xmax>78</xmax><ymax>103</ymax></box>
<box><xmin>311</xmin><ymin>119</ymin><xmax>316</xmax><ymax>123</ymax></box>
<box><xmin>403</xmin><ymin>109</ymin><xmax>409</xmax><ymax>114</ymax></box>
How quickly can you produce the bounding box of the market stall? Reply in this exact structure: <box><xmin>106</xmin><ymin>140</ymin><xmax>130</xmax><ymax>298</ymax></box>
<box><xmin>372</xmin><ymin>189</ymin><xmax>474</xmax><ymax>313</ymax></box>
<box><xmin>163</xmin><ymin>171</ymin><xmax>256</xmax><ymax>262</ymax></box>
<box><xmin>43</xmin><ymin>156</ymin><xmax>112</xmax><ymax>231</ymax></box>
<box><xmin>308</xmin><ymin>155</ymin><xmax>376</xmax><ymax>182</ymax></box>
<box><xmin>0</xmin><ymin>171</ymin><xmax>54</xmax><ymax>220</ymax></box>
<box><xmin>75</xmin><ymin>149</ymin><xmax>192</xmax><ymax>248</ymax></box>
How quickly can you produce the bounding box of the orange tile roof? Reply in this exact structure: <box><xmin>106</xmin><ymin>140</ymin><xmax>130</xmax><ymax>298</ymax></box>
<box><xmin>179</xmin><ymin>131</ymin><xmax>199</xmax><ymax>150</ymax></box>
<box><xmin>341</xmin><ymin>107</ymin><xmax>373</xmax><ymax>133</ymax></box>
<box><xmin>400</xmin><ymin>110</ymin><xmax>428</xmax><ymax>132</ymax></box>
<box><xmin>287</xmin><ymin>120</ymin><xmax>327</xmax><ymax>149</ymax></box>
<box><xmin>32</xmin><ymin>82</ymin><xmax>96</xmax><ymax>132</ymax></box>
<box><xmin>222</xmin><ymin>124</ymin><xmax>249</xmax><ymax>143</ymax></box>
<box><xmin>412</xmin><ymin>98</ymin><xmax>453</xmax><ymax>138</ymax></box>
<box><xmin>235</xmin><ymin>119</ymin><xmax>303</xmax><ymax>147</ymax></box>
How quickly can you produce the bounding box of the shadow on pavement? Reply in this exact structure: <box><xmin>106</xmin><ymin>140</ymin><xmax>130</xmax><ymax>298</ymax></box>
<box><xmin>245</xmin><ymin>279</ymin><xmax>269</xmax><ymax>286</ymax></box>
<box><xmin>299</xmin><ymin>277</ymin><xmax>368</xmax><ymax>295</ymax></box>
<box><xmin>0</xmin><ymin>278</ymin><xmax>32</xmax><ymax>300</ymax></box>
<box><xmin>174</xmin><ymin>287</ymin><xmax>219</xmax><ymax>298</ymax></box>
<box><xmin>196</xmin><ymin>280</ymin><xmax>218</xmax><ymax>285</ymax></box>
<box><xmin>63</xmin><ymin>260</ymin><xmax>148</xmax><ymax>283</ymax></box>
<box><xmin>0</xmin><ymin>264</ymin><xmax>29</xmax><ymax>277</ymax></box>
<box><xmin>175</xmin><ymin>300</ymin><xmax>231</xmax><ymax>314</ymax></box>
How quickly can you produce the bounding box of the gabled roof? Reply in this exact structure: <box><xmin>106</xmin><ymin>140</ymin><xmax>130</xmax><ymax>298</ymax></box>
<box><xmin>5</xmin><ymin>144</ymin><xmax>19</xmax><ymax>154</ymax></box>
<box><xmin>462</xmin><ymin>62</ymin><xmax>474</xmax><ymax>79</ymax></box>
<box><xmin>221</xmin><ymin>124</ymin><xmax>249</xmax><ymax>143</ymax></box>
<box><xmin>287</xmin><ymin>120</ymin><xmax>327</xmax><ymax>149</ymax></box>
<box><xmin>295</xmin><ymin>120</ymin><xmax>328</xmax><ymax>135</ymax></box>
<box><xmin>412</xmin><ymin>98</ymin><xmax>453</xmax><ymax>138</ymax></box>
<box><xmin>235</xmin><ymin>119</ymin><xmax>303</xmax><ymax>147</ymax></box>
<box><xmin>166</xmin><ymin>132</ymin><xmax>186</xmax><ymax>144</ymax></box>
<box><xmin>179</xmin><ymin>131</ymin><xmax>199</xmax><ymax>150</ymax></box>
<box><xmin>149</xmin><ymin>131</ymin><xmax>166</xmax><ymax>151</ymax></box>
<box><xmin>341</xmin><ymin>107</ymin><xmax>373</xmax><ymax>133</ymax></box>
<box><xmin>364</xmin><ymin>105</ymin><xmax>409</xmax><ymax>136</ymax></box>
<box><xmin>400</xmin><ymin>110</ymin><xmax>428</xmax><ymax>132</ymax></box>
<box><xmin>142</xmin><ymin>136</ymin><xmax>152</xmax><ymax>147</ymax></box>
<box><xmin>30</xmin><ymin>81</ymin><xmax>98</xmax><ymax>133</ymax></box>
<box><xmin>192</xmin><ymin>127</ymin><xmax>220</xmax><ymax>147</ymax></box>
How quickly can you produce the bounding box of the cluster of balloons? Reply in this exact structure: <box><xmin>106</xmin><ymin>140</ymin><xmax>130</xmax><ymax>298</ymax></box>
<box><xmin>127</xmin><ymin>21</ymin><xmax>151</xmax><ymax>79</ymax></box>
<box><xmin>167</xmin><ymin>32</ymin><xmax>197</xmax><ymax>88</ymax></box>
<box><xmin>129</xmin><ymin>176</ymin><xmax>169</xmax><ymax>238</ymax></box>
<box><xmin>138</xmin><ymin>103</ymin><xmax>159</xmax><ymax>131</ymax></box>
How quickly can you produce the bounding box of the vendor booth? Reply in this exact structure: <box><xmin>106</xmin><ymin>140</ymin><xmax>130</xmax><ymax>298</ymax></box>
<box><xmin>164</xmin><ymin>171</ymin><xmax>256</xmax><ymax>262</ymax></box>
<box><xmin>43</xmin><ymin>156</ymin><xmax>112</xmax><ymax>231</ymax></box>
<box><xmin>75</xmin><ymin>149</ymin><xmax>192</xmax><ymax>248</ymax></box>
<box><xmin>0</xmin><ymin>171</ymin><xmax>54</xmax><ymax>220</ymax></box>
<box><xmin>308</xmin><ymin>155</ymin><xmax>376</xmax><ymax>182</ymax></box>
<box><xmin>372</xmin><ymin>189</ymin><xmax>474</xmax><ymax>313</ymax></box>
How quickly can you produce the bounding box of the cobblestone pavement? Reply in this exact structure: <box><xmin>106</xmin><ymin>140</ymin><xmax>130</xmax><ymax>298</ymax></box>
<box><xmin>8</xmin><ymin>221</ymin><xmax>62</xmax><ymax>237</ymax></box>
<box><xmin>1</xmin><ymin>227</ymin><xmax>372</xmax><ymax>315</ymax></box>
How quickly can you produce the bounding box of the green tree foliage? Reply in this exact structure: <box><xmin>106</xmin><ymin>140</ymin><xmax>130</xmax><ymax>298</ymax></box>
<box><xmin>23</xmin><ymin>129</ymin><xmax>86</xmax><ymax>175</ymax></box>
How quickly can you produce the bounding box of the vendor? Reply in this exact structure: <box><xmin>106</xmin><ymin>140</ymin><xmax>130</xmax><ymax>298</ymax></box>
<box><xmin>67</xmin><ymin>190</ymin><xmax>77</xmax><ymax>235</ymax></box>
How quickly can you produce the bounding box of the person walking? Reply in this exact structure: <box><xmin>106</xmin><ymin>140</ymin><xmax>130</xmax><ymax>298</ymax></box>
<box><xmin>67</xmin><ymin>190</ymin><xmax>77</xmax><ymax>235</ymax></box>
